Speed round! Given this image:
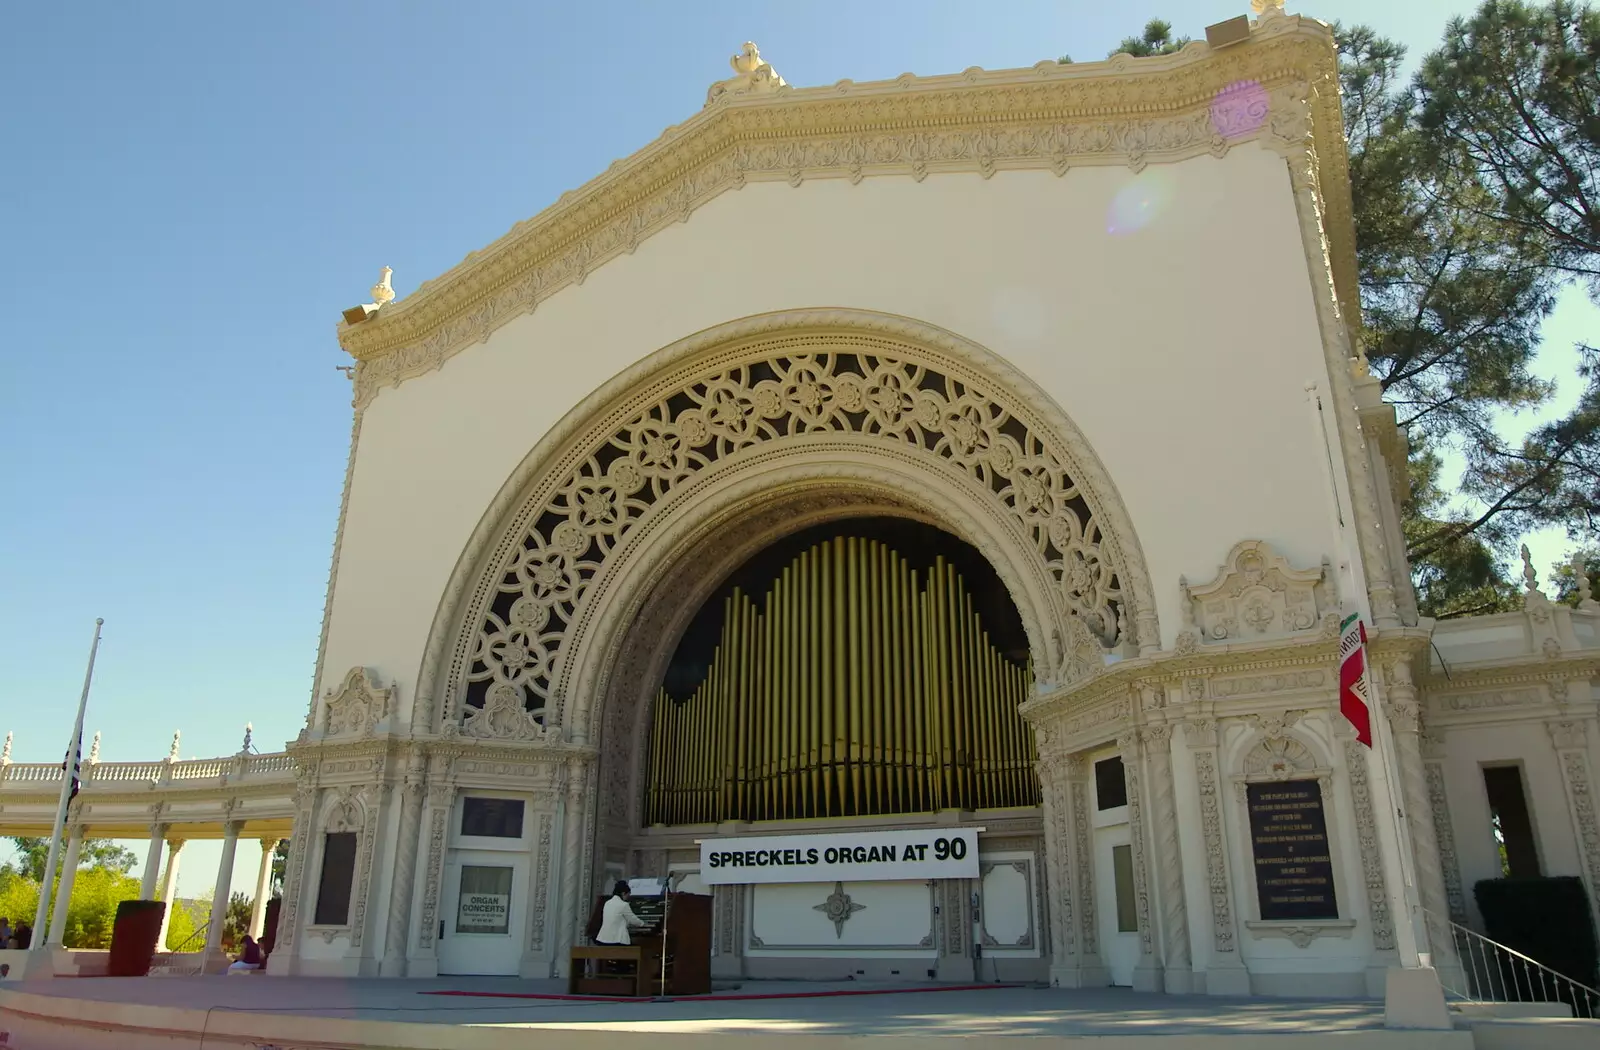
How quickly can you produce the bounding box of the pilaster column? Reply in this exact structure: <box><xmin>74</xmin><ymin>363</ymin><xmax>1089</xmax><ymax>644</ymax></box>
<box><xmin>140</xmin><ymin>823</ymin><xmax>170</xmax><ymax>900</ymax></box>
<box><xmin>1139</xmin><ymin>722</ymin><xmax>1192</xmax><ymax>993</ymax></box>
<box><xmin>1116</xmin><ymin>729</ymin><xmax>1161</xmax><ymax>992</ymax></box>
<box><xmin>47</xmin><ymin>823</ymin><xmax>86</xmax><ymax>946</ymax></box>
<box><xmin>1035</xmin><ymin>750</ymin><xmax>1078</xmax><ymax>986</ymax></box>
<box><xmin>1382</xmin><ymin>660</ymin><xmax>1457</xmax><ymax>974</ymax></box>
<box><xmin>408</xmin><ymin>777</ymin><xmax>454</xmax><ymax>972</ymax></box>
<box><xmin>1182</xmin><ymin>717</ymin><xmax>1247</xmax><ymax>996</ymax></box>
<box><xmin>249</xmin><ymin>839</ymin><xmax>281</xmax><ymax>939</ymax></box>
<box><xmin>205</xmin><ymin>820</ymin><xmax>243</xmax><ymax>955</ymax></box>
<box><xmin>1065</xmin><ymin>756</ymin><xmax>1107</xmax><ymax>985</ymax></box>
<box><xmin>553</xmin><ymin>764</ymin><xmax>588</xmax><ymax>978</ymax></box>
<box><xmin>1547</xmin><ymin>720</ymin><xmax>1600</xmax><ymax>922</ymax></box>
<box><xmin>381</xmin><ymin>757</ymin><xmax>427</xmax><ymax>976</ymax></box>
<box><xmin>156</xmin><ymin>839</ymin><xmax>185</xmax><ymax>949</ymax></box>
<box><xmin>270</xmin><ymin>772</ymin><xmax>319</xmax><ymax>972</ymax></box>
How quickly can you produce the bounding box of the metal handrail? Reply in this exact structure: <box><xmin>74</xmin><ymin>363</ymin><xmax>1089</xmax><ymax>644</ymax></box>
<box><xmin>1427</xmin><ymin>906</ymin><xmax>1599</xmax><ymax>1019</ymax></box>
<box><xmin>167</xmin><ymin>917</ymin><xmax>211</xmax><ymax>956</ymax></box>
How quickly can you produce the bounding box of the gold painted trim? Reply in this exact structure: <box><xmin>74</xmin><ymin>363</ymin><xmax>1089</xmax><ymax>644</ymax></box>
<box><xmin>339</xmin><ymin>14</ymin><xmax>1353</xmax><ymax>403</ymax></box>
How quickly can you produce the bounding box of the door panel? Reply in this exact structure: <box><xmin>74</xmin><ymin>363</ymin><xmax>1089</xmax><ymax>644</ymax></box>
<box><xmin>437</xmin><ymin>852</ymin><xmax>526</xmax><ymax>976</ymax></box>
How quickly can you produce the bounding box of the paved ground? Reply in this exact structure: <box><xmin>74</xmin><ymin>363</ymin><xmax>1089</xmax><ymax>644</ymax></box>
<box><xmin>6</xmin><ymin>976</ymin><xmax>1394</xmax><ymax>1037</ymax></box>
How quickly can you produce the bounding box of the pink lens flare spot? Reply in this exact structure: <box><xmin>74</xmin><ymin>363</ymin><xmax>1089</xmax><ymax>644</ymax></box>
<box><xmin>1210</xmin><ymin>79</ymin><xmax>1269</xmax><ymax>142</ymax></box>
<box><xmin>1106</xmin><ymin>170</ymin><xmax>1175</xmax><ymax>235</ymax></box>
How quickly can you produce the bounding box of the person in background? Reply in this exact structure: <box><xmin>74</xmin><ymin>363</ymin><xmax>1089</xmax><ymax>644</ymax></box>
<box><xmin>12</xmin><ymin>924</ymin><xmax>30</xmax><ymax>950</ymax></box>
<box><xmin>0</xmin><ymin>917</ymin><xmax>12</xmax><ymax>948</ymax></box>
<box><xmin>227</xmin><ymin>934</ymin><xmax>263</xmax><ymax>974</ymax></box>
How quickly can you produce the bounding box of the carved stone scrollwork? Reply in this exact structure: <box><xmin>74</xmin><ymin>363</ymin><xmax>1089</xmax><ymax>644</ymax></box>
<box><xmin>322</xmin><ymin>667</ymin><xmax>392</xmax><ymax>737</ymax></box>
<box><xmin>449</xmin><ymin>344</ymin><xmax>1132</xmax><ymax>731</ymax></box>
<box><xmin>1344</xmin><ymin>739</ymin><xmax>1396</xmax><ymax>950</ymax></box>
<box><xmin>1423</xmin><ymin>761</ymin><xmax>1467</xmax><ymax>925</ymax></box>
<box><xmin>1242</xmin><ymin>735</ymin><xmax>1315</xmax><ymax>781</ymax></box>
<box><xmin>1183</xmin><ymin>540</ymin><xmax>1337</xmax><ymax>644</ymax></box>
<box><xmin>1139</xmin><ymin>724</ymin><xmax>1190</xmax><ymax>974</ymax></box>
<box><xmin>1548</xmin><ymin>721</ymin><xmax>1600</xmax><ymax>921</ymax></box>
<box><xmin>1192</xmin><ymin>748</ymin><xmax>1236</xmax><ymax>953</ymax></box>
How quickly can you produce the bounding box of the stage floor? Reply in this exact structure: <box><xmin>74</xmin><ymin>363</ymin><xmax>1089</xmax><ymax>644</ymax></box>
<box><xmin>0</xmin><ymin>975</ymin><xmax>1504</xmax><ymax>1049</ymax></box>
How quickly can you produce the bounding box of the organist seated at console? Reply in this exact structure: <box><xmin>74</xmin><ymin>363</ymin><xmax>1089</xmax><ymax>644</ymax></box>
<box><xmin>595</xmin><ymin>881</ymin><xmax>655</xmax><ymax>946</ymax></box>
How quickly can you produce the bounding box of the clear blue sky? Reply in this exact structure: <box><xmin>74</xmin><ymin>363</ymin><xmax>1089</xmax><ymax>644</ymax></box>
<box><xmin>1</xmin><ymin>1</ymin><xmax>1589</xmax><ymax>896</ymax></box>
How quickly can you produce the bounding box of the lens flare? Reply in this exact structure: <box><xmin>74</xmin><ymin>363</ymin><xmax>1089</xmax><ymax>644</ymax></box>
<box><xmin>1210</xmin><ymin>79</ymin><xmax>1269</xmax><ymax>142</ymax></box>
<box><xmin>1106</xmin><ymin>170</ymin><xmax>1174</xmax><ymax>235</ymax></box>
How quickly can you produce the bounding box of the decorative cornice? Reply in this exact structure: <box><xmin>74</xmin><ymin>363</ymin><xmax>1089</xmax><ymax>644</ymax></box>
<box><xmin>339</xmin><ymin>16</ymin><xmax>1350</xmax><ymax>403</ymax></box>
<box><xmin>1020</xmin><ymin>625</ymin><xmax>1432</xmax><ymax>725</ymax></box>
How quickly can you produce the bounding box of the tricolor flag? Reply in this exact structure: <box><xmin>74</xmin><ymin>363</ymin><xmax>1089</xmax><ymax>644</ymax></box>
<box><xmin>1338</xmin><ymin>612</ymin><xmax>1373</xmax><ymax>747</ymax></box>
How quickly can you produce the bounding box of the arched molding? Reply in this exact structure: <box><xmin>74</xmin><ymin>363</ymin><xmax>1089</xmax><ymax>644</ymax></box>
<box><xmin>413</xmin><ymin>309</ymin><xmax>1160</xmax><ymax>743</ymax></box>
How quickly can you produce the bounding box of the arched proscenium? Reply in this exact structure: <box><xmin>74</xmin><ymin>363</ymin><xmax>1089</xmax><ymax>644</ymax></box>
<box><xmin>421</xmin><ymin>310</ymin><xmax>1159</xmax><ymax>737</ymax></box>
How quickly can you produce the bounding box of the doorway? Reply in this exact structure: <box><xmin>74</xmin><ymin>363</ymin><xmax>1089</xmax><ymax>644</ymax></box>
<box><xmin>437</xmin><ymin>850</ymin><xmax>528</xmax><ymax>976</ymax></box>
<box><xmin>1091</xmin><ymin>753</ymin><xmax>1138</xmax><ymax>986</ymax></box>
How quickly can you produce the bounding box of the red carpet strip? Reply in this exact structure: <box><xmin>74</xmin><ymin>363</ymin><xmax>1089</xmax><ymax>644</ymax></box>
<box><xmin>423</xmin><ymin>983</ymin><xmax>1016</xmax><ymax>1003</ymax></box>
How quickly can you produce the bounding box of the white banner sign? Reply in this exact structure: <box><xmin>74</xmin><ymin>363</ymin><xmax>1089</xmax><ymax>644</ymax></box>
<box><xmin>456</xmin><ymin>892</ymin><xmax>509</xmax><ymax>933</ymax></box>
<box><xmin>700</xmin><ymin>827</ymin><xmax>981</xmax><ymax>885</ymax></box>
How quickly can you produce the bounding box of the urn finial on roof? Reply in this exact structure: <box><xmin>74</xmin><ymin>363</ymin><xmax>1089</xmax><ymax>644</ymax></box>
<box><xmin>372</xmin><ymin>266</ymin><xmax>395</xmax><ymax>307</ymax></box>
<box><xmin>707</xmin><ymin>42</ymin><xmax>787</xmax><ymax>106</ymax></box>
<box><xmin>1251</xmin><ymin>0</ymin><xmax>1285</xmax><ymax>13</ymax></box>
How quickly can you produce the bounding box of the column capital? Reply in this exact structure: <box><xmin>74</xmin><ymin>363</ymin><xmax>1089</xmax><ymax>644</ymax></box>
<box><xmin>222</xmin><ymin>819</ymin><xmax>245</xmax><ymax>838</ymax></box>
<box><xmin>259</xmin><ymin>836</ymin><xmax>283</xmax><ymax>852</ymax></box>
<box><xmin>1548</xmin><ymin>720</ymin><xmax>1589</xmax><ymax>751</ymax></box>
<box><xmin>147</xmin><ymin>820</ymin><xmax>170</xmax><ymax>837</ymax></box>
<box><xmin>166</xmin><ymin>836</ymin><xmax>188</xmax><ymax>853</ymax></box>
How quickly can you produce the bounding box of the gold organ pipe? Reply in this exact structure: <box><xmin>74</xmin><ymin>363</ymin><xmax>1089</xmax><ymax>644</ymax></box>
<box><xmin>827</xmin><ymin>538</ymin><xmax>841</xmax><ymax>815</ymax></box>
<box><xmin>762</xmin><ymin>575</ymin><xmax>777</xmax><ymax>822</ymax></box>
<box><xmin>876</xmin><ymin>541</ymin><xmax>889</xmax><ymax>813</ymax></box>
<box><xmin>847</xmin><ymin>537</ymin><xmax>863</xmax><ymax>814</ymax></box>
<box><xmin>640</xmin><ymin>533</ymin><xmax>1046</xmax><ymax>823</ymax></box>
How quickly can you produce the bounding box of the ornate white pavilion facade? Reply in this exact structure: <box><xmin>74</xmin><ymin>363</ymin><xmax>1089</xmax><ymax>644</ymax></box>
<box><xmin>4</xmin><ymin>8</ymin><xmax>1598</xmax><ymax>997</ymax></box>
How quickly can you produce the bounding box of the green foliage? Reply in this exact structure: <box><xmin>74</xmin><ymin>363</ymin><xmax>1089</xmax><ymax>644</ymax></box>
<box><xmin>1417</xmin><ymin>1</ymin><xmax>1600</xmax><ymax>293</ymax></box>
<box><xmin>222</xmin><ymin>891</ymin><xmax>252</xmax><ymax>950</ymax></box>
<box><xmin>0</xmin><ymin>869</ymin><xmax>39</xmax><ymax>935</ymax></box>
<box><xmin>0</xmin><ymin>867</ymin><xmax>141</xmax><ymax>948</ymax></box>
<box><xmin>4</xmin><ymin>836</ymin><xmax>137</xmax><ymax>881</ymax></box>
<box><xmin>1110</xmin><ymin>19</ymin><xmax>1190</xmax><ymax>58</ymax></box>
<box><xmin>1337</xmin><ymin>6</ymin><xmax>1600</xmax><ymax>612</ymax></box>
<box><xmin>270</xmin><ymin>838</ymin><xmax>289</xmax><ymax>897</ymax></box>
<box><xmin>164</xmin><ymin>898</ymin><xmax>208</xmax><ymax>951</ymax></box>
<box><xmin>55</xmin><ymin>868</ymin><xmax>141</xmax><ymax>948</ymax></box>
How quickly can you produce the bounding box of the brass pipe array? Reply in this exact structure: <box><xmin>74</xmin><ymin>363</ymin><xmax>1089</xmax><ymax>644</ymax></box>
<box><xmin>644</xmin><ymin>536</ymin><xmax>1039</xmax><ymax>824</ymax></box>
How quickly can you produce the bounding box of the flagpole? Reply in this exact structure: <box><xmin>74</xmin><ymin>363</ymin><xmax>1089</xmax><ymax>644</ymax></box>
<box><xmin>1309</xmin><ymin>382</ymin><xmax>1428</xmax><ymax>970</ymax></box>
<box><xmin>30</xmin><ymin>618</ymin><xmax>104</xmax><ymax>954</ymax></box>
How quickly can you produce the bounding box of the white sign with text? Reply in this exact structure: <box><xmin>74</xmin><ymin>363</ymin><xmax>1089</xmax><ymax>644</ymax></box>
<box><xmin>699</xmin><ymin>827</ymin><xmax>981</xmax><ymax>885</ymax></box>
<box><xmin>456</xmin><ymin>892</ymin><xmax>510</xmax><ymax>934</ymax></box>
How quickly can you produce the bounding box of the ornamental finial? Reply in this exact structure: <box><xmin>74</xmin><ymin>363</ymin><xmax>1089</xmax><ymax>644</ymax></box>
<box><xmin>241</xmin><ymin>722</ymin><xmax>254</xmax><ymax>753</ymax></box>
<box><xmin>1251</xmin><ymin>0</ymin><xmax>1285</xmax><ymax>13</ymax></box>
<box><xmin>371</xmin><ymin>266</ymin><xmax>395</xmax><ymax>307</ymax></box>
<box><xmin>88</xmin><ymin>731</ymin><xmax>101</xmax><ymax>764</ymax></box>
<box><xmin>167</xmin><ymin>730</ymin><xmax>181</xmax><ymax>761</ymax></box>
<box><xmin>1</xmin><ymin>731</ymin><xmax>11</xmax><ymax>764</ymax></box>
<box><xmin>1573</xmin><ymin>552</ymin><xmax>1600</xmax><ymax>611</ymax></box>
<box><xmin>706</xmin><ymin>42</ymin><xmax>786</xmax><ymax>106</ymax></box>
<box><xmin>1520</xmin><ymin>544</ymin><xmax>1540</xmax><ymax>594</ymax></box>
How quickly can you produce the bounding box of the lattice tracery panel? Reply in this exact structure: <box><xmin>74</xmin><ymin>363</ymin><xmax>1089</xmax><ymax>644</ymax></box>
<box><xmin>455</xmin><ymin>348</ymin><xmax>1125</xmax><ymax>731</ymax></box>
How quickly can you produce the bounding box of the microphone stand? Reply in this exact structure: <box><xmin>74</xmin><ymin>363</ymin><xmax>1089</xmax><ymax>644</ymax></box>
<box><xmin>653</xmin><ymin>872</ymin><xmax>678</xmax><ymax>1001</ymax></box>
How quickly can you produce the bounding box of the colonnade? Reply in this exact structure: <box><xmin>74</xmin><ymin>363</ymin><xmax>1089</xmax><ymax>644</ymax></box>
<box><xmin>40</xmin><ymin>821</ymin><xmax>283</xmax><ymax>957</ymax></box>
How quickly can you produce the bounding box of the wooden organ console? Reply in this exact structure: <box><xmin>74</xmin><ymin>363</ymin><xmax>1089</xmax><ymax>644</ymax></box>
<box><xmin>569</xmin><ymin>890</ymin><xmax>712</xmax><ymax>996</ymax></box>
